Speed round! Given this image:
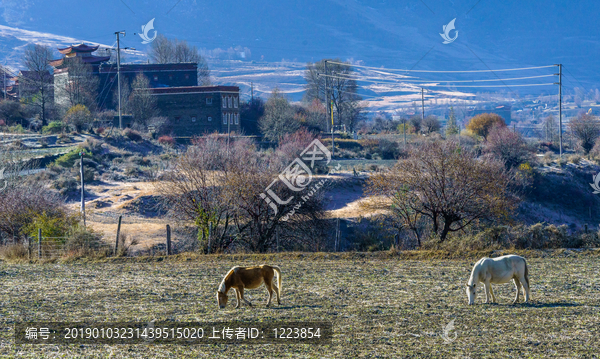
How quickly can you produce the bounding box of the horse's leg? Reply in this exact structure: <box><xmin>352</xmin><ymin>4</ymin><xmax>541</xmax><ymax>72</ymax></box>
<box><xmin>265</xmin><ymin>280</ymin><xmax>273</xmax><ymax>307</ymax></box>
<box><xmin>234</xmin><ymin>289</ymin><xmax>241</xmax><ymax>309</ymax></box>
<box><xmin>239</xmin><ymin>287</ymin><xmax>252</xmax><ymax>307</ymax></box>
<box><xmin>272</xmin><ymin>283</ymin><xmax>280</xmax><ymax>305</ymax></box>
<box><xmin>489</xmin><ymin>284</ymin><xmax>496</xmax><ymax>303</ymax></box>
<box><xmin>519</xmin><ymin>275</ymin><xmax>530</xmax><ymax>303</ymax></box>
<box><xmin>484</xmin><ymin>281</ymin><xmax>491</xmax><ymax>303</ymax></box>
<box><xmin>512</xmin><ymin>278</ymin><xmax>521</xmax><ymax>304</ymax></box>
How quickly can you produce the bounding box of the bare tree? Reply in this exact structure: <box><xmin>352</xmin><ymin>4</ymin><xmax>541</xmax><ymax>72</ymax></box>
<box><xmin>304</xmin><ymin>59</ymin><xmax>363</xmax><ymax>131</ymax></box>
<box><xmin>364</xmin><ymin>141</ymin><xmax>517</xmax><ymax>242</ymax></box>
<box><xmin>148</xmin><ymin>35</ymin><xmax>211</xmax><ymax>86</ymax></box>
<box><xmin>21</xmin><ymin>44</ymin><xmax>54</xmax><ymax>125</ymax></box>
<box><xmin>55</xmin><ymin>57</ymin><xmax>99</xmax><ymax>112</ymax></box>
<box><xmin>570</xmin><ymin>113</ymin><xmax>600</xmax><ymax>154</ymax></box>
<box><xmin>421</xmin><ymin>115</ymin><xmax>441</xmax><ymax>134</ymax></box>
<box><xmin>128</xmin><ymin>73</ymin><xmax>158</xmax><ymax>126</ymax></box>
<box><xmin>485</xmin><ymin>125</ymin><xmax>533</xmax><ymax>169</ymax></box>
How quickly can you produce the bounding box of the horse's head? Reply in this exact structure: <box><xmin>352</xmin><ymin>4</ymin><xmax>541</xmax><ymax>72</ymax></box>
<box><xmin>217</xmin><ymin>291</ymin><xmax>229</xmax><ymax>309</ymax></box>
<box><xmin>465</xmin><ymin>283</ymin><xmax>477</xmax><ymax>305</ymax></box>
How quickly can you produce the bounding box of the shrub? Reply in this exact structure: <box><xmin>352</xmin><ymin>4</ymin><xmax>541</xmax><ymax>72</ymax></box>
<box><xmin>96</xmin><ymin>127</ymin><xmax>105</xmax><ymax>135</ymax></box>
<box><xmin>568</xmin><ymin>154</ymin><xmax>582</xmax><ymax>165</ymax></box>
<box><xmin>0</xmin><ymin>244</ymin><xmax>29</xmax><ymax>261</ymax></box>
<box><xmin>466</xmin><ymin>113</ymin><xmax>506</xmax><ymax>139</ymax></box>
<box><xmin>42</xmin><ymin>121</ymin><xmax>66</xmax><ymax>134</ymax></box>
<box><xmin>22</xmin><ymin>212</ymin><xmax>80</xmax><ymax>242</ymax></box>
<box><xmin>158</xmin><ymin>135</ymin><xmax>175</xmax><ymax>146</ymax></box>
<box><xmin>63</xmin><ymin>104</ymin><xmax>92</xmax><ymax>133</ymax></box>
<box><xmin>485</xmin><ymin>125</ymin><xmax>532</xmax><ymax>169</ymax></box>
<box><xmin>54</xmin><ymin>149</ymin><xmax>92</xmax><ymax>168</ymax></box>
<box><xmin>123</xmin><ymin>128</ymin><xmax>143</xmax><ymax>142</ymax></box>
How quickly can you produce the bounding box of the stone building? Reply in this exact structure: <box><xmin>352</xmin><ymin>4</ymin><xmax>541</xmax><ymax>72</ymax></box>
<box><xmin>150</xmin><ymin>86</ymin><xmax>241</xmax><ymax>136</ymax></box>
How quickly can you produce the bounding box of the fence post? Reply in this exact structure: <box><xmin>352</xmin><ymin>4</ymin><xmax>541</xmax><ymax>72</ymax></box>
<box><xmin>114</xmin><ymin>215</ymin><xmax>122</xmax><ymax>256</ymax></box>
<box><xmin>37</xmin><ymin>228</ymin><xmax>41</xmax><ymax>259</ymax></box>
<box><xmin>166</xmin><ymin>224</ymin><xmax>172</xmax><ymax>255</ymax></box>
<box><xmin>207</xmin><ymin>222</ymin><xmax>213</xmax><ymax>254</ymax></box>
<box><xmin>28</xmin><ymin>237</ymin><xmax>32</xmax><ymax>260</ymax></box>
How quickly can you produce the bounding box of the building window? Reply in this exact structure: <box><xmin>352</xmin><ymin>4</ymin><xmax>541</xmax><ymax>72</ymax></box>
<box><xmin>191</xmin><ymin>116</ymin><xmax>196</xmax><ymax>122</ymax></box>
<box><xmin>230</xmin><ymin>113</ymin><xmax>234</xmax><ymax>124</ymax></box>
<box><xmin>222</xmin><ymin>96</ymin><xmax>227</xmax><ymax>108</ymax></box>
<box><xmin>223</xmin><ymin>113</ymin><xmax>227</xmax><ymax>124</ymax></box>
<box><xmin>208</xmin><ymin>116</ymin><xmax>212</xmax><ymax>122</ymax></box>
<box><xmin>235</xmin><ymin>113</ymin><xmax>239</xmax><ymax>125</ymax></box>
<box><xmin>206</xmin><ymin>97</ymin><xmax>212</xmax><ymax>105</ymax></box>
<box><xmin>228</xmin><ymin>96</ymin><xmax>232</xmax><ymax>108</ymax></box>
<box><xmin>153</xmin><ymin>75</ymin><xmax>158</xmax><ymax>81</ymax></box>
<box><xmin>234</xmin><ymin>96</ymin><xmax>238</xmax><ymax>108</ymax></box>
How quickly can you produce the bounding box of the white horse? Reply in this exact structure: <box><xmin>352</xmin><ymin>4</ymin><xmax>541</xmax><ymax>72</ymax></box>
<box><xmin>466</xmin><ymin>255</ymin><xmax>530</xmax><ymax>305</ymax></box>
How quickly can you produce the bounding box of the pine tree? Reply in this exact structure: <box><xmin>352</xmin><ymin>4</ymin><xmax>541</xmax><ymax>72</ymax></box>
<box><xmin>445</xmin><ymin>106</ymin><xmax>460</xmax><ymax>136</ymax></box>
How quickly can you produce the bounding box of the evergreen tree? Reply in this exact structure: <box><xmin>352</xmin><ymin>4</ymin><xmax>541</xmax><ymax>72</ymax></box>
<box><xmin>445</xmin><ymin>106</ymin><xmax>460</xmax><ymax>136</ymax></box>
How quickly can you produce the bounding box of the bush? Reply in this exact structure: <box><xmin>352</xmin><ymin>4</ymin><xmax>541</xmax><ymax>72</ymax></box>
<box><xmin>0</xmin><ymin>244</ymin><xmax>29</xmax><ymax>261</ymax></box>
<box><xmin>42</xmin><ymin>121</ymin><xmax>66</xmax><ymax>134</ymax></box>
<box><xmin>22</xmin><ymin>212</ymin><xmax>80</xmax><ymax>242</ymax></box>
<box><xmin>466</xmin><ymin>113</ymin><xmax>506</xmax><ymax>139</ymax></box>
<box><xmin>568</xmin><ymin>154</ymin><xmax>582</xmax><ymax>164</ymax></box>
<box><xmin>54</xmin><ymin>149</ymin><xmax>92</xmax><ymax>168</ymax></box>
<box><xmin>64</xmin><ymin>105</ymin><xmax>92</xmax><ymax>133</ymax></box>
<box><xmin>158</xmin><ymin>135</ymin><xmax>175</xmax><ymax>146</ymax></box>
<box><xmin>485</xmin><ymin>126</ymin><xmax>532</xmax><ymax>169</ymax></box>
<box><xmin>96</xmin><ymin>127</ymin><xmax>105</xmax><ymax>135</ymax></box>
<box><xmin>123</xmin><ymin>128</ymin><xmax>143</xmax><ymax>142</ymax></box>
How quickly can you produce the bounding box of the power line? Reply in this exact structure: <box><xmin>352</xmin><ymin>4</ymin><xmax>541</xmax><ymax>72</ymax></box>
<box><xmin>327</xmin><ymin>60</ymin><xmax>556</xmax><ymax>73</ymax></box>
<box><xmin>323</xmin><ymin>73</ymin><xmax>556</xmax><ymax>84</ymax></box>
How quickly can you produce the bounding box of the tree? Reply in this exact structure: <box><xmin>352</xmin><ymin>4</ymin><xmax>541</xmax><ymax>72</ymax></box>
<box><xmin>485</xmin><ymin>126</ymin><xmax>532</xmax><ymax>169</ymax></box>
<box><xmin>240</xmin><ymin>97</ymin><xmax>265</xmax><ymax>135</ymax></box>
<box><xmin>21</xmin><ymin>44</ymin><xmax>54</xmax><ymax>126</ymax></box>
<box><xmin>409</xmin><ymin>115</ymin><xmax>422</xmax><ymax>134</ymax></box>
<box><xmin>364</xmin><ymin>141</ymin><xmax>517</xmax><ymax>242</ymax></box>
<box><xmin>542</xmin><ymin>114</ymin><xmax>559</xmax><ymax>143</ymax></box>
<box><xmin>466</xmin><ymin>113</ymin><xmax>506</xmax><ymax>140</ymax></box>
<box><xmin>421</xmin><ymin>115</ymin><xmax>441</xmax><ymax>134</ymax></box>
<box><xmin>445</xmin><ymin>106</ymin><xmax>460</xmax><ymax>136</ymax></box>
<box><xmin>148</xmin><ymin>35</ymin><xmax>211</xmax><ymax>86</ymax></box>
<box><xmin>304</xmin><ymin>59</ymin><xmax>363</xmax><ymax>131</ymax></box>
<box><xmin>128</xmin><ymin>73</ymin><xmax>158</xmax><ymax>126</ymax></box>
<box><xmin>0</xmin><ymin>100</ymin><xmax>27</xmax><ymax>126</ymax></box>
<box><xmin>63</xmin><ymin>104</ymin><xmax>92</xmax><ymax>132</ymax></box>
<box><xmin>570</xmin><ymin>113</ymin><xmax>600</xmax><ymax>154</ymax></box>
<box><xmin>259</xmin><ymin>88</ymin><xmax>299</xmax><ymax>141</ymax></box>
<box><xmin>56</xmin><ymin>57</ymin><xmax>99</xmax><ymax>111</ymax></box>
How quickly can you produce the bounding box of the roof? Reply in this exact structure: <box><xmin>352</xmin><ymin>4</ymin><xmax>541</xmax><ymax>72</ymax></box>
<box><xmin>58</xmin><ymin>43</ymin><xmax>100</xmax><ymax>55</ymax></box>
<box><xmin>49</xmin><ymin>56</ymin><xmax>111</xmax><ymax>68</ymax></box>
<box><xmin>98</xmin><ymin>62</ymin><xmax>198</xmax><ymax>73</ymax></box>
<box><xmin>148</xmin><ymin>86</ymin><xmax>239</xmax><ymax>94</ymax></box>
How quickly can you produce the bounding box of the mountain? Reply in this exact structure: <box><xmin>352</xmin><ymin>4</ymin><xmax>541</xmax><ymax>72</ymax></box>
<box><xmin>0</xmin><ymin>0</ymin><xmax>598</xmax><ymax>110</ymax></box>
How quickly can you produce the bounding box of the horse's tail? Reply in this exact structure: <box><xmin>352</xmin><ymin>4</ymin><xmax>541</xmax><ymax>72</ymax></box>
<box><xmin>524</xmin><ymin>259</ymin><xmax>530</xmax><ymax>288</ymax></box>
<box><xmin>272</xmin><ymin>265</ymin><xmax>282</xmax><ymax>297</ymax></box>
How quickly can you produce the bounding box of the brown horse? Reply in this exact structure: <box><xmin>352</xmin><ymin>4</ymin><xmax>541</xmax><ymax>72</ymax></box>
<box><xmin>216</xmin><ymin>265</ymin><xmax>282</xmax><ymax>309</ymax></box>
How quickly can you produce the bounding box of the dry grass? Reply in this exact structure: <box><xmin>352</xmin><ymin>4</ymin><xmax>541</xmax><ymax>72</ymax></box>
<box><xmin>1</xmin><ymin>250</ymin><xmax>599</xmax><ymax>358</ymax></box>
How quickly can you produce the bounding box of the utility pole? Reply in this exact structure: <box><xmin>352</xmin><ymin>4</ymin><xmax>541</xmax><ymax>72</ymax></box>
<box><xmin>115</xmin><ymin>31</ymin><xmax>125</xmax><ymax>130</ymax></box>
<box><xmin>324</xmin><ymin>60</ymin><xmax>334</xmax><ymax>157</ymax></box>
<box><xmin>555</xmin><ymin>64</ymin><xmax>563</xmax><ymax>157</ymax></box>
<box><xmin>421</xmin><ymin>88</ymin><xmax>425</xmax><ymax>121</ymax></box>
<box><xmin>2</xmin><ymin>64</ymin><xmax>5</xmax><ymax>100</ymax></box>
<box><xmin>80</xmin><ymin>151</ymin><xmax>86</xmax><ymax>227</ymax></box>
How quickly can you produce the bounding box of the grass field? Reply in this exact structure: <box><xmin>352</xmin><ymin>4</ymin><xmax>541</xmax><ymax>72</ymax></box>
<box><xmin>1</xmin><ymin>251</ymin><xmax>599</xmax><ymax>358</ymax></box>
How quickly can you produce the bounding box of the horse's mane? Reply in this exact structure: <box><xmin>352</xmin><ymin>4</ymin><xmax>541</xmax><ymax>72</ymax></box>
<box><xmin>218</xmin><ymin>267</ymin><xmax>238</xmax><ymax>293</ymax></box>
